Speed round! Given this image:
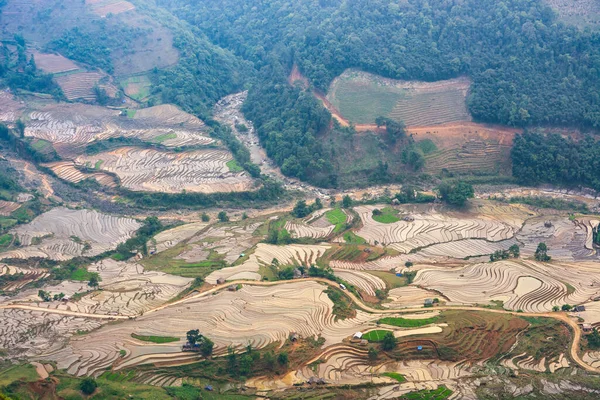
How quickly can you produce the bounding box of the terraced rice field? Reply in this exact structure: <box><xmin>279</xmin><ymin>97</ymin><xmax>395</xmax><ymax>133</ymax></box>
<box><xmin>502</xmin><ymin>352</ymin><xmax>570</xmax><ymax>373</ymax></box>
<box><xmin>408</xmin><ymin>123</ymin><xmax>518</xmax><ymax>176</ymax></box>
<box><xmin>25</xmin><ymin>103</ymin><xmax>212</xmax><ymax>157</ymax></box>
<box><xmin>75</xmin><ymin>147</ymin><xmax>254</xmax><ymax>193</ymax></box>
<box><xmin>327</xmin><ymin>70</ymin><xmax>471</xmax><ymax>126</ymax></box>
<box><xmin>413</xmin><ymin>260</ymin><xmax>600</xmax><ymax>312</ymax></box>
<box><xmin>31</xmin><ymin>51</ymin><xmax>79</xmax><ymax>74</ymax></box>
<box><xmin>0</xmin><ymin>264</ymin><xmax>49</xmax><ymax>291</ymax></box>
<box><xmin>353</xmin><ymin>204</ymin><xmax>526</xmax><ymax>253</ymax></box>
<box><xmin>0</xmin><ymin>91</ymin><xmax>25</xmax><ymax>123</ymax></box>
<box><xmin>149</xmin><ymin>222</ymin><xmax>208</xmax><ymax>254</ymax></box>
<box><xmin>43</xmin><ymin>161</ymin><xmax>117</xmax><ymax>188</ymax></box>
<box><xmin>40</xmin><ymin>282</ymin><xmax>377</xmax><ymax>376</ymax></box>
<box><xmin>11</xmin><ymin>259</ymin><xmax>192</xmax><ymax>317</ymax></box>
<box><xmin>54</xmin><ymin>72</ymin><xmax>118</xmax><ymax>102</ymax></box>
<box><xmin>0</xmin><ymin>200</ymin><xmax>21</xmax><ymax>216</ymax></box>
<box><xmin>285</xmin><ymin>211</ymin><xmax>336</xmax><ymax>239</ymax></box>
<box><xmin>205</xmin><ymin>243</ymin><xmax>330</xmax><ymax>283</ymax></box>
<box><xmin>0</xmin><ymin>207</ymin><xmax>141</xmax><ymax>260</ymax></box>
<box><xmin>0</xmin><ymin>308</ymin><xmax>104</xmax><ymax>359</ymax></box>
<box><xmin>333</xmin><ymin>269</ymin><xmax>386</xmax><ymax>296</ymax></box>
<box><xmin>86</xmin><ymin>0</ymin><xmax>135</xmax><ymax>17</ymax></box>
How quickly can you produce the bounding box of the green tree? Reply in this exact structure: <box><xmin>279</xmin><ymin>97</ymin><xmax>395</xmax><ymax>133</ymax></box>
<box><xmin>277</xmin><ymin>352</ymin><xmax>289</xmax><ymax>367</ymax></box>
<box><xmin>239</xmin><ymin>354</ymin><xmax>254</xmax><ymax>375</ymax></box>
<box><xmin>368</xmin><ymin>347</ymin><xmax>378</xmax><ymax>362</ymax></box>
<box><xmin>508</xmin><ymin>244</ymin><xmax>520</xmax><ymax>258</ymax></box>
<box><xmin>342</xmin><ymin>195</ymin><xmax>352</xmax><ymax>208</ymax></box>
<box><xmin>314</xmin><ymin>198</ymin><xmax>323</xmax><ymax>210</ymax></box>
<box><xmin>535</xmin><ymin>242</ymin><xmax>551</xmax><ymax>262</ymax></box>
<box><xmin>38</xmin><ymin>290</ymin><xmax>50</xmax><ymax>302</ymax></box>
<box><xmin>186</xmin><ymin>329</ymin><xmax>200</xmax><ymax>345</ymax></box>
<box><xmin>227</xmin><ymin>346</ymin><xmax>237</xmax><ymax>375</ymax></box>
<box><xmin>381</xmin><ymin>331</ymin><xmax>397</xmax><ymax>351</ymax></box>
<box><xmin>292</xmin><ymin>200</ymin><xmax>310</xmax><ymax>218</ymax></box>
<box><xmin>199</xmin><ymin>337</ymin><xmax>214</xmax><ymax>357</ymax></box>
<box><xmin>436</xmin><ymin>181</ymin><xmax>474</xmax><ymax>207</ymax></box>
<box><xmin>218</xmin><ymin>211</ymin><xmax>229</xmax><ymax>222</ymax></box>
<box><xmin>80</xmin><ymin>377</ymin><xmax>97</xmax><ymax>395</ymax></box>
<box><xmin>201</xmin><ymin>213</ymin><xmax>210</xmax><ymax>222</ymax></box>
<box><xmin>263</xmin><ymin>351</ymin><xmax>276</xmax><ymax>371</ymax></box>
<box><xmin>561</xmin><ymin>304</ymin><xmax>572</xmax><ymax>311</ymax></box>
<box><xmin>88</xmin><ymin>274</ymin><xmax>99</xmax><ymax>289</ymax></box>
<box><xmin>15</xmin><ymin>119</ymin><xmax>25</xmax><ymax>138</ymax></box>
<box><xmin>588</xmin><ymin>329</ymin><xmax>600</xmax><ymax>349</ymax></box>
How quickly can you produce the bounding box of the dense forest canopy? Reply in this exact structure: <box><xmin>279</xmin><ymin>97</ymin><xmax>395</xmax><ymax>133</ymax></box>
<box><xmin>512</xmin><ymin>132</ymin><xmax>600</xmax><ymax>191</ymax></box>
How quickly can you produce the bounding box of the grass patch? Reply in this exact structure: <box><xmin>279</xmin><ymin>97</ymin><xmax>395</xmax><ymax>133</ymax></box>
<box><xmin>363</xmin><ymin>330</ymin><xmax>393</xmax><ymax>342</ymax></box>
<box><xmin>140</xmin><ymin>243</ymin><xmax>227</xmax><ymax>279</ymax></box>
<box><xmin>325</xmin><ymin>208</ymin><xmax>347</xmax><ymax>232</ymax></box>
<box><xmin>94</xmin><ymin>160</ymin><xmax>104</xmax><ymax>170</ymax></box>
<box><xmin>131</xmin><ymin>333</ymin><xmax>180</xmax><ymax>344</ymax></box>
<box><xmin>505</xmin><ymin>196</ymin><xmax>589</xmax><ymax>213</ymax></box>
<box><xmin>382</xmin><ymin>372</ymin><xmax>406</xmax><ymax>382</ymax></box>
<box><xmin>368</xmin><ymin>270</ymin><xmax>407</xmax><ymax>289</ymax></box>
<box><xmin>70</xmin><ymin>268</ymin><xmax>97</xmax><ymax>282</ymax></box>
<box><xmin>325</xmin><ymin>286</ymin><xmax>355</xmax><ymax>320</ymax></box>
<box><xmin>372</xmin><ymin>207</ymin><xmax>401</xmax><ymax>224</ymax></box>
<box><xmin>30</xmin><ymin>139</ymin><xmax>51</xmax><ymax>151</ymax></box>
<box><xmin>126</xmin><ymin>109</ymin><xmax>137</xmax><ymax>118</ymax></box>
<box><xmin>328</xmin><ymin>73</ymin><xmax>406</xmax><ymax>124</ymax></box>
<box><xmin>226</xmin><ymin>159</ymin><xmax>244</xmax><ymax>173</ymax></box>
<box><xmin>0</xmin><ymin>217</ymin><xmax>18</xmax><ymax>230</ymax></box>
<box><xmin>0</xmin><ymin>233</ymin><xmax>13</xmax><ymax>248</ymax></box>
<box><xmin>401</xmin><ymin>386</ymin><xmax>452</xmax><ymax>399</ymax></box>
<box><xmin>343</xmin><ymin>231</ymin><xmax>366</xmax><ymax>244</ymax></box>
<box><xmin>379</xmin><ymin>316</ymin><xmax>439</xmax><ymax>328</ymax></box>
<box><xmin>153</xmin><ymin>132</ymin><xmax>177</xmax><ymax>144</ymax></box>
<box><xmin>0</xmin><ymin>364</ymin><xmax>39</xmax><ymax>386</ymax></box>
<box><xmin>417</xmin><ymin>139</ymin><xmax>438</xmax><ymax>154</ymax></box>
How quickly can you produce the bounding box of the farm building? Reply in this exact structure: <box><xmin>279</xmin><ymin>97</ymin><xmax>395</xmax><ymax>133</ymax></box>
<box><xmin>353</xmin><ymin>332</ymin><xmax>363</xmax><ymax>339</ymax></box>
<box><xmin>583</xmin><ymin>323</ymin><xmax>594</xmax><ymax>332</ymax></box>
<box><xmin>424</xmin><ymin>298</ymin><xmax>434</xmax><ymax>307</ymax></box>
<box><xmin>217</xmin><ymin>277</ymin><xmax>226</xmax><ymax>285</ymax></box>
<box><xmin>573</xmin><ymin>305</ymin><xmax>586</xmax><ymax>312</ymax></box>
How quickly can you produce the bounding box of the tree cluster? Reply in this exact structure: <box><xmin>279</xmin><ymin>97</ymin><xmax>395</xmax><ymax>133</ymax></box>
<box><xmin>435</xmin><ymin>181</ymin><xmax>474</xmax><ymax>207</ymax></box>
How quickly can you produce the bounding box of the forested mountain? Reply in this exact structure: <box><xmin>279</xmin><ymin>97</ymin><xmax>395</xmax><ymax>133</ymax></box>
<box><xmin>158</xmin><ymin>0</ymin><xmax>600</xmax><ymax>128</ymax></box>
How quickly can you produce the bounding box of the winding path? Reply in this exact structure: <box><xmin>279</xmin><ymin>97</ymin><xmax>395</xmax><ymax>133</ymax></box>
<box><xmin>0</xmin><ymin>278</ymin><xmax>594</xmax><ymax>373</ymax></box>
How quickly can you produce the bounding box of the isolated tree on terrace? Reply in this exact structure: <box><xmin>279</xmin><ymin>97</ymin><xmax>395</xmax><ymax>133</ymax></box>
<box><xmin>218</xmin><ymin>211</ymin><xmax>229</xmax><ymax>222</ymax></box>
<box><xmin>80</xmin><ymin>377</ymin><xmax>97</xmax><ymax>395</ymax></box>
<box><xmin>292</xmin><ymin>200</ymin><xmax>310</xmax><ymax>218</ymax></box>
<box><xmin>200</xmin><ymin>337</ymin><xmax>214</xmax><ymax>358</ymax></box>
<box><xmin>186</xmin><ymin>329</ymin><xmax>201</xmax><ymax>346</ymax></box>
<box><xmin>381</xmin><ymin>331</ymin><xmax>397</xmax><ymax>351</ymax></box>
<box><xmin>342</xmin><ymin>195</ymin><xmax>352</xmax><ymax>208</ymax></box>
<box><xmin>535</xmin><ymin>242</ymin><xmax>551</xmax><ymax>262</ymax></box>
<box><xmin>88</xmin><ymin>275</ymin><xmax>99</xmax><ymax>289</ymax></box>
<box><xmin>436</xmin><ymin>181</ymin><xmax>474</xmax><ymax>207</ymax></box>
<box><xmin>368</xmin><ymin>347</ymin><xmax>378</xmax><ymax>362</ymax></box>
<box><xmin>15</xmin><ymin>119</ymin><xmax>25</xmax><ymax>138</ymax></box>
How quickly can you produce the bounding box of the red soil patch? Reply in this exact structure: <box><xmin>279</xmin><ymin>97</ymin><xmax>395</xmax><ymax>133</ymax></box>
<box><xmin>408</xmin><ymin>122</ymin><xmax>519</xmax><ymax>147</ymax></box>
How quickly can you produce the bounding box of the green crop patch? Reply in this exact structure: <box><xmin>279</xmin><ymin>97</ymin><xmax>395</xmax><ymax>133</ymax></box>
<box><xmin>227</xmin><ymin>159</ymin><xmax>244</xmax><ymax>172</ymax></box>
<box><xmin>363</xmin><ymin>330</ymin><xmax>393</xmax><ymax>342</ymax></box>
<box><xmin>401</xmin><ymin>386</ymin><xmax>453</xmax><ymax>399</ymax></box>
<box><xmin>372</xmin><ymin>207</ymin><xmax>401</xmax><ymax>224</ymax></box>
<box><xmin>382</xmin><ymin>372</ymin><xmax>406</xmax><ymax>382</ymax></box>
<box><xmin>131</xmin><ymin>333</ymin><xmax>180</xmax><ymax>344</ymax></box>
<box><xmin>378</xmin><ymin>316</ymin><xmax>439</xmax><ymax>328</ymax></box>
